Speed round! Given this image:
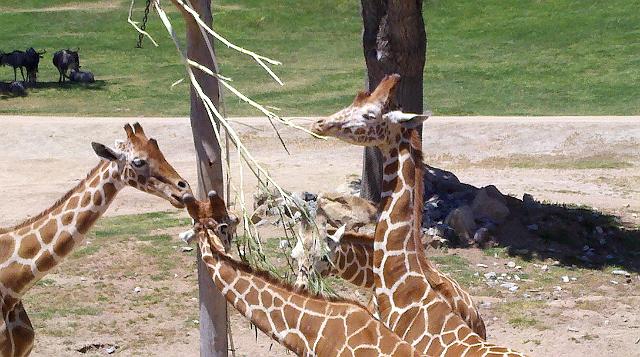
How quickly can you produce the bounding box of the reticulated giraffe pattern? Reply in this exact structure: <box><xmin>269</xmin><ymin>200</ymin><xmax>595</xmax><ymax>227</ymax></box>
<box><xmin>0</xmin><ymin>123</ymin><xmax>190</xmax><ymax>357</ymax></box>
<box><xmin>294</xmin><ymin>225</ymin><xmax>487</xmax><ymax>339</ymax></box>
<box><xmin>311</xmin><ymin>74</ymin><xmax>525</xmax><ymax>356</ymax></box>
<box><xmin>181</xmin><ymin>191</ymin><xmax>421</xmax><ymax>357</ymax></box>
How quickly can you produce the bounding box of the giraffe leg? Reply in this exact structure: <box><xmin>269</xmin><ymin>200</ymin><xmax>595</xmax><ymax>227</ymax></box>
<box><xmin>0</xmin><ymin>302</ymin><xmax>34</xmax><ymax>357</ymax></box>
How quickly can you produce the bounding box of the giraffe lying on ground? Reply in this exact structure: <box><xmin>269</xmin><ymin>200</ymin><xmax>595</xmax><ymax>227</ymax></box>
<box><xmin>311</xmin><ymin>74</ymin><xmax>524</xmax><ymax>356</ymax></box>
<box><xmin>181</xmin><ymin>191</ymin><xmax>422</xmax><ymax>357</ymax></box>
<box><xmin>0</xmin><ymin>123</ymin><xmax>191</xmax><ymax>357</ymax></box>
<box><xmin>291</xmin><ymin>216</ymin><xmax>487</xmax><ymax>339</ymax></box>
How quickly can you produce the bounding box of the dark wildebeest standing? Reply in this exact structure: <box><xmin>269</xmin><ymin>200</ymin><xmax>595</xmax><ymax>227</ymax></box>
<box><xmin>69</xmin><ymin>69</ymin><xmax>95</xmax><ymax>83</ymax></box>
<box><xmin>52</xmin><ymin>49</ymin><xmax>80</xmax><ymax>83</ymax></box>
<box><xmin>0</xmin><ymin>50</ymin><xmax>27</xmax><ymax>81</ymax></box>
<box><xmin>24</xmin><ymin>48</ymin><xmax>45</xmax><ymax>84</ymax></box>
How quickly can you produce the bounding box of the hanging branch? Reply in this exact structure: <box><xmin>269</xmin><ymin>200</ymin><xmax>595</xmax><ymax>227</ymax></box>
<box><xmin>153</xmin><ymin>1</ymin><xmax>319</xmax><ymax>280</ymax></box>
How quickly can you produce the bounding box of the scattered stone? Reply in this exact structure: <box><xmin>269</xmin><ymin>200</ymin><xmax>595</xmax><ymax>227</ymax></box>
<box><xmin>278</xmin><ymin>240</ymin><xmax>290</xmax><ymax>249</ymax></box>
<box><xmin>250</xmin><ymin>204</ymin><xmax>268</xmax><ymax>224</ymax></box>
<box><xmin>610</xmin><ymin>280</ymin><xmax>619</xmax><ymax>285</ymax></box>
<box><xmin>612</xmin><ymin>270</ymin><xmax>631</xmax><ymax>277</ymax></box>
<box><xmin>471</xmin><ymin>186</ymin><xmax>510</xmax><ymax>223</ymax></box>
<box><xmin>527</xmin><ymin>224</ymin><xmax>539</xmax><ymax>231</ymax></box>
<box><xmin>506</xmin><ymin>261</ymin><xmax>516</xmax><ymax>268</ymax></box>
<box><xmin>484</xmin><ymin>272</ymin><xmax>497</xmax><ymax>280</ymax></box>
<box><xmin>445</xmin><ymin>205</ymin><xmax>476</xmax><ymax>242</ymax></box>
<box><xmin>80</xmin><ymin>277</ymin><xmax>86</xmax><ymax>282</ymax></box>
<box><xmin>479</xmin><ymin>302</ymin><xmax>492</xmax><ymax>309</ymax></box>
<box><xmin>105</xmin><ymin>346</ymin><xmax>117</xmax><ymax>354</ymax></box>
<box><xmin>134</xmin><ymin>287</ymin><xmax>142</xmax><ymax>293</ymax></box>
<box><xmin>514</xmin><ymin>275</ymin><xmax>521</xmax><ymax>281</ymax></box>
<box><xmin>561</xmin><ymin>276</ymin><xmax>570</xmax><ymax>283</ymax></box>
<box><xmin>500</xmin><ymin>282</ymin><xmax>519</xmax><ymax>292</ymax></box>
<box><xmin>476</xmin><ymin>263</ymin><xmax>489</xmax><ymax>268</ymax></box>
<box><xmin>568</xmin><ymin>327</ymin><xmax>579</xmax><ymax>333</ymax></box>
<box><xmin>595</xmin><ymin>226</ymin><xmax>604</xmax><ymax>235</ymax></box>
<box><xmin>180</xmin><ymin>246</ymin><xmax>193</xmax><ymax>252</ymax></box>
<box><xmin>541</xmin><ymin>264</ymin><xmax>549</xmax><ymax>271</ymax></box>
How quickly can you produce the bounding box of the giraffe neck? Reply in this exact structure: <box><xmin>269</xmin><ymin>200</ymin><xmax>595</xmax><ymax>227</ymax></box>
<box><xmin>197</xmin><ymin>234</ymin><xmax>420</xmax><ymax>357</ymax></box>
<box><xmin>330</xmin><ymin>233</ymin><xmax>375</xmax><ymax>288</ymax></box>
<box><xmin>0</xmin><ymin>160</ymin><xmax>124</xmax><ymax>300</ymax></box>
<box><xmin>327</xmin><ymin>231</ymin><xmax>488</xmax><ymax>338</ymax></box>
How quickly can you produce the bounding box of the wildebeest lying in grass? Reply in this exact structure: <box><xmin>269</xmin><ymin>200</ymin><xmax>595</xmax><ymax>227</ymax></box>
<box><xmin>69</xmin><ymin>69</ymin><xmax>95</xmax><ymax>83</ymax></box>
<box><xmin>0</xmin><ymin>81</ymin><xmax>26</xmax><ymax>96</ymax></box>
<box><xmin>52</xmin><ymin>49</ymin><xmax>80</xmax><ymax>83</ymax></box>
<box><xmin>0</xmin><ymin>48</ymin><xmax>45</xmax><ymax>83</ymax></box>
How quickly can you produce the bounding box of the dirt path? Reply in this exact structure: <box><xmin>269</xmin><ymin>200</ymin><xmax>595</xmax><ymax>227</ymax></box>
<box><xmin>1</xmin><ymin>115</ymin><xmax>639</xmax><ymax>356</ymax></box>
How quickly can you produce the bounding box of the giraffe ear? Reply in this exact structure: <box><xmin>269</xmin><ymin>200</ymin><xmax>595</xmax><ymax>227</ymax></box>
<box><xmin>92</xmin><ymin>142</ymin><xmax>122</xmax><ymax>161</ymax></box>
<box><xmin>383</xmin><ymin>111</ymin><xmax>431</xmax><ymax>129</ymax></box>
<box><xmin>327</xmin><ymin>224</ymin><xmax>346</xmax><ymax>243</ymax></box>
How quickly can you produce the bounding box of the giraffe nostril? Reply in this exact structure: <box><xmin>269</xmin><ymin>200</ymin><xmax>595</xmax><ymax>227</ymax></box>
<box><xmin>177</xmin><ymin>181</ymin><xmax>188</xmax><ymax>190</ymax></box>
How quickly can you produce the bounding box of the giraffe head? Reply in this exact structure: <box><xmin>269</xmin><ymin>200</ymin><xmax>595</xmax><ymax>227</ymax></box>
<box><xmin>91</xmin><ymin>123</ymin><xmax>191</xmax><ymax>208</ymax></box>
<box><xmin>181</xmin><ymin>191</ymin><xmax>239</xmax><ymax>252</ymax></box>
<box><xmin>291</xmin><ymin>216</ymin><xmax>345</xmax><ymax>289</ymax></box>
<box><xmin>310</xmin><ymin>74</ymin><xmax>430</xmax><ymax>146</ymax></box>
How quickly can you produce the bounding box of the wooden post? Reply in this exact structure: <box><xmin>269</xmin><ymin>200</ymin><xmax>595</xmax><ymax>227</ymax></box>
<box><xmin>171</xmin><ymin>0</ymin><xmax>228</xmax><ymax>355</ymax></box>
<box><xmin>359</xmin><ymin>0</ymin><xmax>427</xmax><ymax>203</ymax></box>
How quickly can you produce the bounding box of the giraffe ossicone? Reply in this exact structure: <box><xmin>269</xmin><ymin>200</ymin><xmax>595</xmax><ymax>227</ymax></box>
<box><xmin>0</xmin><ymin>123</ymin><xmax>191</xmax><ymax>357</ymax></box>
<box><xmin>183</xmin><ymin>191</ymin><xmax>422</xmax><ymax>357</ymax></box>
<box><xmin>311</xmin><ymin>74</ymin><xmax>524</xmax><ymax>356</ymax></box>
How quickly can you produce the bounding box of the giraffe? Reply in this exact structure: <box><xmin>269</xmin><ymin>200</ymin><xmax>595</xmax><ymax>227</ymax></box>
<box><xmin>310</xmin><ymin>74</ymin><xmax>525</xmax><ymax>356</ymax></box>
<box><xmin>0</xmin><ymin>123</ymin><xmax>191</xmax><ymax>357</ymax></box>
<box><xmin>181</xmin><ymin>191</ymin><xmax>422</xmax><ymax>357</ymax></box>
<box><xmin>291</xmin><ymin>219</ymin><xmax>487</xmax><ymax>339</ymax></box>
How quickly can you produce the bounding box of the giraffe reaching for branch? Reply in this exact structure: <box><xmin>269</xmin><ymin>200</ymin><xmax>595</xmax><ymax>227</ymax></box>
<box><xmin>0</xmin><ymin>123</ymin><xmax>191</xmax><ymax>357</ymax></box>
<box><xmin>181</xmin><ymin>191</ymin><xmax>422</xmax><ymax>357</ymax></box>
<box><xmin>311</xmin><ymin>74</ymin><xmax>525</xmax><ymax>356</ymax></box>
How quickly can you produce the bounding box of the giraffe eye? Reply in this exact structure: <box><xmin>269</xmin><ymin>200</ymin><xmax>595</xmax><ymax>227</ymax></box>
<box><xmin>132</xmin><ymin>158</ymin><xmax>147</xmax><ymax>168</ymax></box>
<box><xmin>362</xmin><ymin>113</ymin><xmax>376</xmax><ymax>120</ymax></box>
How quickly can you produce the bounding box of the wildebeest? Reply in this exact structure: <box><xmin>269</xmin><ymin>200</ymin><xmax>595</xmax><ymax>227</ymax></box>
<box><xmin>0</xmin><ymin>48</ymin><xmax>46</xmax><ymax>83</ymax></box>
<box><xmin>0</xmin><ymin>50</ymin><xmax>27</xmax><ymax>81</ymax></box>
<box><xmin>24</xmin><ymin>48</ymin><xmax>45</xmax><ymax>83</ymax></box>
<box><xmin>52</xmin><ymin>49</ymin><xmax>80</xmax><ymax>83</ymax></box>
<box><xmin>0</xmin><ymin>81</ymin><xmax>26</xmax><ymax>96</ymax></box>
<box><xmin>69</xmin><ymin>69</ymin><xmax>95</xmax><ymax>83</ymax></box>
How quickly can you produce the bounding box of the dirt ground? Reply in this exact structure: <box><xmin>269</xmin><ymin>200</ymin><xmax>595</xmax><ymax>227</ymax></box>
<box><xmin>0</xmin><ymin>115</ymin><xmax>639</xmax><ymax>356</ymax></box>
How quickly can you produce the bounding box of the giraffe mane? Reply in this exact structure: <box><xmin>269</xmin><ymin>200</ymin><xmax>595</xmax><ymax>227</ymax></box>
<box><xmin>410</xmin><ymin>129</ymin><xmax>425</xmax><ymax>253</ymax></box>
<box><xmin>0</xmin><ymin>161</ymin><xmax>108</xmax><ymax>234</ymax></box>
<box><xmin>209</xmin><ymin>241</ymin><xmax>369</xmax><ymax>309</ymax></box>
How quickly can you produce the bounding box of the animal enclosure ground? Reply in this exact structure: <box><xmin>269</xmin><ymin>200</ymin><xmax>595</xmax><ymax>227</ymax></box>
<box><xmin>0</xmin><ymin>116</ymin><xmax>638</xmax><ymax>356</ymax></box>
<box><xmin>0</xmin><ymin>0</ymin><xmax>639</xmax><ymax>116</ymax></box>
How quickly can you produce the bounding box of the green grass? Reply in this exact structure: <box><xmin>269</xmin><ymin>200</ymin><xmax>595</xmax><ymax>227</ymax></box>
<box><xmin>92</xmin><ymin>211</ymin><xmax>190</xmax><ymax>238</ymax></box>
<box><xmin>0</xmin><ymin>0</ymin><xmax>638</xmax><ymax>115</ymax></box>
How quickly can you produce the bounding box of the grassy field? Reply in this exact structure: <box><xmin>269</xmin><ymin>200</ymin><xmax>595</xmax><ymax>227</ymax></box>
<box><xmin>0</xmin><ymin>0</ymin><xmax>638</xmax><ymax>116</ymax></box>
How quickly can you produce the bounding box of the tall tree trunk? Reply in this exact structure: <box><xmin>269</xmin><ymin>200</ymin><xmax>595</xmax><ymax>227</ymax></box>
<box><xmin>360</xmin><ymin>0</ymin><xmax>427</xmax><ymax>203</ymax></box>
<box><xmin>176</xmin><ymin>0</ymin><xmax>228</xmax><ymax>355</ymax></box>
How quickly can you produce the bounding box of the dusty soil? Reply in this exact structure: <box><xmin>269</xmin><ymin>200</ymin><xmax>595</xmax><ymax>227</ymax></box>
<box><xmin>0</xmin><ymin>115</ymin><xmax>639</xmax><ymax>356</ymax></box>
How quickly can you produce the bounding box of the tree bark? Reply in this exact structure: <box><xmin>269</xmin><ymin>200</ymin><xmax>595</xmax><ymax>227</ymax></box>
<box><xmin>360</xmin><ymin>0</ymin><xmax>427</xmax><ymax>203</ymax></box>
<box><xmin>175</xmin><ymin>0</ymin><xmax>228</xmax><ymax>355</ymax></box>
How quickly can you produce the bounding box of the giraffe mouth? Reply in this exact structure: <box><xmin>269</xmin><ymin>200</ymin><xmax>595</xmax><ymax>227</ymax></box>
<box><xmin>170</xmin><ymin>194</ymin><xmax>186</xmax><ymax>208</ymax></box>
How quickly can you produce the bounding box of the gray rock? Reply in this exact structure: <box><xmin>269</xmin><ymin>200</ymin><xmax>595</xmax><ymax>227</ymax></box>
<box><xmin>473</xmin><ymin>227</ymin><xmax>492</xmax><ymax>245</ymax></box>
<box><xmin>523</xmin><ymin>193</ymin><xmax>541</xmax><ymax>210</ymax></box>
<box><xmin>612</xmin><ymin>270</ymin><xmax>631</xmax><ymax>277</ymax></box>
<box><xmin>445</xmin><ymin>205</ymin><xmax>477</xmax><ymax>243</ymax></box>
<box><xmin>471</xmin><ymin>186</ymin><xmax>510</xmax><ymax>223</ymax></box>
<box><xmin>317</xmin><ymin>192</ymin><xmax>377</xmax><ymax>234</ymax></box>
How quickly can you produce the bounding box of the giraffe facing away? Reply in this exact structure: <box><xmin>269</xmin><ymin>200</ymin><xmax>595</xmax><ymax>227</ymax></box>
<box><xmin>0</xmin><ymin>123</ymin><xmax>191</xmax><ymax>357</ymax></box>
<box><xmin>291</xmin><ymin>220</ymin><xmax>487</xmax><ymax>339</ymax></box>
<box><xmin>180</xmin><ymin>191</ymin><xmax>422</xmax><ymax>357</ymax></box>
<box><xmin>311</xmin><ymin>74</ymin><xmax>524</xmax><ymax>356</ymax></box>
